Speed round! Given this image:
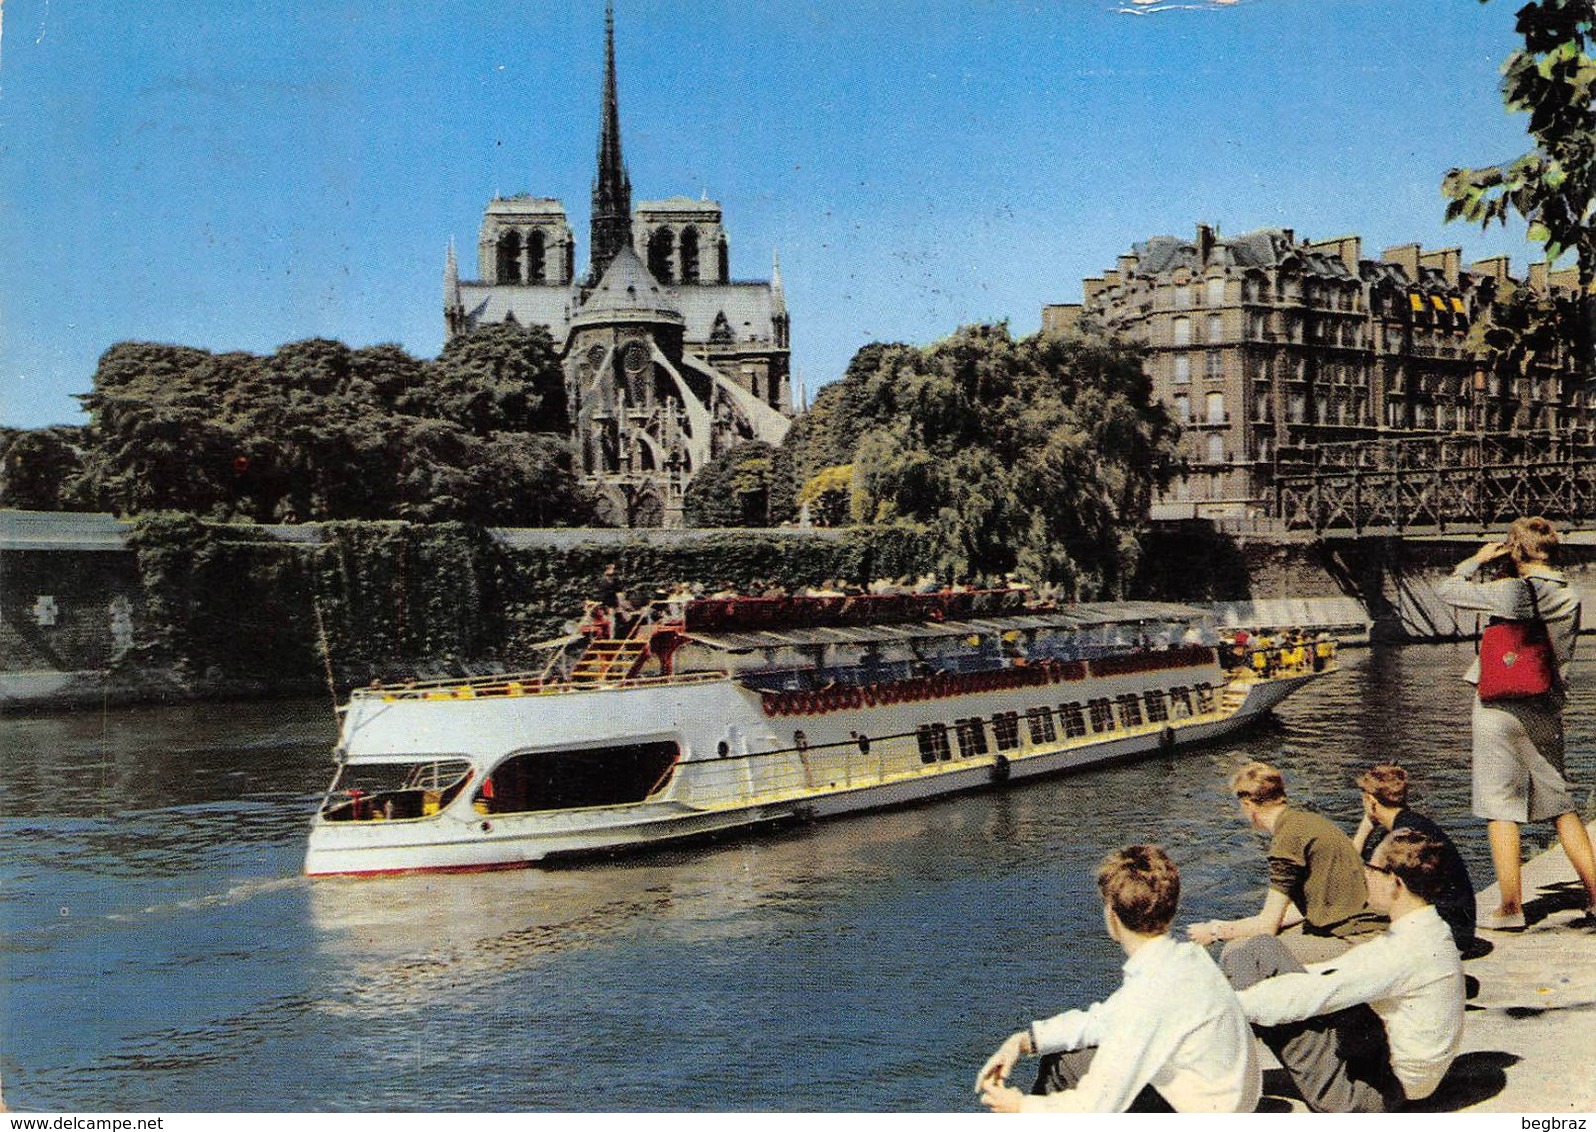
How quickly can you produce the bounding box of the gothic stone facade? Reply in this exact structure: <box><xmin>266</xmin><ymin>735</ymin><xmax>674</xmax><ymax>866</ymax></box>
<box><xmin>443</xmin><ymin>7</ymin><xmax>791</xmax><ymax>528</ymax></box>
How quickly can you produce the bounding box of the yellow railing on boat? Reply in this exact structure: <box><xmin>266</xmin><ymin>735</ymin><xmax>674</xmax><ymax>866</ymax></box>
<box><xmin>353</xmin><ymin>669</ymin><xmax>730</xmax><ymax>703</ymax></box>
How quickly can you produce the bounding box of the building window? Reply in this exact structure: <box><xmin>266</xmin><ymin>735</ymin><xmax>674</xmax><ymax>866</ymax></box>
<box><xmin>991</xmin><ymin>711</ymin><xmax>1021</xmax><ymax>751</ymax></box>
<box><xmin>1174</xmin><ymin>355</ymin><xmax>1191</xmax><ymax>384</ymax></box>
<box><xmin>917</xmin><ymin>723</ymin><xmax>951</xmax><ymax>764</ymax></box>
<box><xmin>1174</xmin><ymin>284</ymin><xmax>1192</xmax><ymax>309</ymax></box>
<box><xmin>1207</xmin><ymin>314</ymin><xmax>1223</xmax><ymax>342</ymax></box>
<box><xmin>1206</xmin><ymin>277</ymin><xmax>1226</xmax><ymax>307</ymax></box>
<box><xmin>1026</xmin><ymin>707</ymin><xmax>1057</xmax><ymax>745</ymax></box>
<box><xmin>1173</xmin><ymin>393</ymin><xmax>1190</xmax><ymax>424</ymax></box>
<box><xmin>1206</xmin><ymin>391</ymin><xmax>1225</xmax><ymax>423</ymax></box>
<box><xmin>955</xmin><ymin>717</ymin><xmax>989</xmax><ymax>758</ymax></box>
<box><xmin>1087</xmin><ymin>698</ymin><xmax>1116</xmax><ymax>733</ymax></box>
<box><xmin>1206</xmin><ymin>434</ymin><xmax>1225</xmax><ymax>463</ymax></box>
<box><xmin>1206</xmin><ymin>351</ymin><xmax>1223</xmax><ymax>381</ymax></box>
<box><xmin>1173</xmin><ymin>317</ymin><xmax>1191</xmax><ymax>346</ymax></box>
<box><xmin>1059</xmin><ymin>703</ymin><xmax>1088</xmax><ymax>738</ymax></box>
<box><xmin>1289</xmin><ymin>393</ymin><xmax>1307</xmax><ymax>423</ymax></box>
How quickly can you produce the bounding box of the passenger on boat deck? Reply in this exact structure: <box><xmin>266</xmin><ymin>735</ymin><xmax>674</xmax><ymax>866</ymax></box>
<box><xmin>662</xmin><ymin>582</ymin><xmax>693</xmax><ymax>619</ymax></box>
<box><xmin>976</xmin><ymin>845</ymin><xmax>1261</xmax><ymax>1113</ymax></box>
<box><xmin>595</xmin><ymin>563</ymin><xmax>637</xmax><ymax>635</ymax></box>
<box><xmin>1220</xmin><ymin>829</ymin><xmax>1465</xmax><ymax>1112</ymax></box>
<box><xmin>1189</xmin><ymin>762</ymin><xmax>1385</xmax><ymax>962</ymax></box>
<box><xmin>1351</xmin><ymin>764</ymin><xmax>1477</xmax><ymax>956</ymax></box>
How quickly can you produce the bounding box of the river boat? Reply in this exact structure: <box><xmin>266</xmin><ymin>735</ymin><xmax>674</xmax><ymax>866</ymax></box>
<box><xmin>303</xmin><ymin>589</ymin><xmax>1336</xmax><ymax>877</ymax></box>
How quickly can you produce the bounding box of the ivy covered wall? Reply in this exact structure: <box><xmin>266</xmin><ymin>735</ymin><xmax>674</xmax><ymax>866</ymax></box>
<box><xmin>113</xmin><ymin>516</ymin><xmax>942</xmax><ymax>695</ymax></box>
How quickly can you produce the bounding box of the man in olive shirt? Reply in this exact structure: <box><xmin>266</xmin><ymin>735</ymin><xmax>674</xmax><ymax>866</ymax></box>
<box><xmin>1190</xmin><ymin>762</ymin><xmax>1386</xmax><ymax>962</ymax></box>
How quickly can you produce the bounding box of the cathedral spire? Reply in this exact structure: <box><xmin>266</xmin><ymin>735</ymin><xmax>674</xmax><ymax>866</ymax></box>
<box><xmin>443</xmin><ymin>238</ymin><xmax>464</xmax><ymax>337</ymax></box>
<box><xmin>589</xmin><ymin>0</ymin><xmax>633</xmax><ymax>285</ymax></box>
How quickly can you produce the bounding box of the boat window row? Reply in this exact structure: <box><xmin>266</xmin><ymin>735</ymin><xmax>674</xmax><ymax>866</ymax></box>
<box><xmin>912</xmin><ymin>685</ymin><xmax>1214</xmax><ymax>766</ymax></box>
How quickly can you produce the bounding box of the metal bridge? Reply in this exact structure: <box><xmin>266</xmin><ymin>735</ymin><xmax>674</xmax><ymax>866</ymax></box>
<box><xmin>1272</xmin><ymin>433</ymin><xmax>1596</xmax><ymax>537</ymax></box>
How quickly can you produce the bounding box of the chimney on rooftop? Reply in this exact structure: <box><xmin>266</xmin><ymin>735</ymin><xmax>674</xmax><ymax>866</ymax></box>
<box><xmin>1383</xmin><ymin>243</ymin><xmax>1422</xmax><ymax>279</ymax></box>
<box><xmin>1420</xmin><ymin>247</ymin><xmax>1462</xmax><ymax>287</ymax></box>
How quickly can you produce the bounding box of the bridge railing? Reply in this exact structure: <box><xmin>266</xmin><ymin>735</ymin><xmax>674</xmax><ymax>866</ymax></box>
<box><xmin>1274</xmin><ymin>442</ymin><xmax>1596</xmax><ymax>535</ymax></box>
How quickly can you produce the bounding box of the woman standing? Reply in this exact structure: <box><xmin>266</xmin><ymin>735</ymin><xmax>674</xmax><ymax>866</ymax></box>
<box><xmin>1437</xmin><ymin>516</ymin><xmax>1596</xmax><ymax>929</ymax></box>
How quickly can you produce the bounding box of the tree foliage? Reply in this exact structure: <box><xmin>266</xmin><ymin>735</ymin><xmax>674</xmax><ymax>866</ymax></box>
<box><xmin>1444</xmin><ymin>0</ymin><xmax>1596</xmax><ymax>362</ymax></box>
<box><xmin>796</xmin><ymin>463</ymin><xmax>855</xmax><ymax>527</ymax></box>
<box><xmin>782</xmin><ymin>324</ymin><xmax>1177</xmax><ymax>597</ymax></box>
<box><xmin>0</xmin><ymin>426</ymin><xmax>89</xmax><ymax>510</ymax></box>
<box><xmin>63</xmin><ymin>326</ymin><xmax>595</xmax><ymax>524</ymax></box>
<box><xmin>682</xmin><ymin>440</ymin><xmax>796</xmax><ymax>527</ymax></box>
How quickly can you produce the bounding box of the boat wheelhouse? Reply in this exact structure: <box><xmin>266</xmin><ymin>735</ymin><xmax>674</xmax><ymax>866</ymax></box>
<box><xmin>304</xmin><ymin>589</ymin><xmax>1335</xmax><ymax>876</ymax></box>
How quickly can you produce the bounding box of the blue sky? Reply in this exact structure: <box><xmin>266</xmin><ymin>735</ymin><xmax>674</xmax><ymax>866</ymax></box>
<box><xmin>0</xmin><ymin>0</ymin><xmax>1546</xmax><ymax>428</ymax></box>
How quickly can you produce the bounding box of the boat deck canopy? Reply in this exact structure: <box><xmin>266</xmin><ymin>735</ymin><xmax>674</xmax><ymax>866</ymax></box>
<box><xmin>683</xmin><ymin>602</ymin><xmax>1207</xmax><ymax>654</ymax></box>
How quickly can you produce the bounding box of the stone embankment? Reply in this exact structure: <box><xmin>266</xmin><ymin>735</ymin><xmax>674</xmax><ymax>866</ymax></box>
<box><xmin>1450</xmin><ymin>819</ymin><xmax>1596</xmax><ymax>1113</ymax></box>
<box><xmin>5</xmin><ymin>510</ymin><xmax>1596</xmax><ymax>708</ymax></box>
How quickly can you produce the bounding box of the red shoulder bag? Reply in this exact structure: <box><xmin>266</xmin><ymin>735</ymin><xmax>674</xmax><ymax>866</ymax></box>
<box><xmin>1477</xmin><ymin>578</ymin><xmax>1557</xmax><ymax>702</ymax></box>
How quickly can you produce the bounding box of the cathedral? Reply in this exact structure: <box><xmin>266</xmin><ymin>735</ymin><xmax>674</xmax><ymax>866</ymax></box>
<box><xmin>443</xmin><ymin>4</ymin><xmax>793</xmax><ymax>528</ymax></box>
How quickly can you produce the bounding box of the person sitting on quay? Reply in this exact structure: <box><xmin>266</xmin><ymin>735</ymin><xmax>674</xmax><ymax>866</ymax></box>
<box><xmin>1351</xmin><ymin>764</ymin><xmax>1477</xmax><ymax>957</ymax></box>
<box><xmin>975</xmin><ymin>845</ymin><xmax>1261</xmax><ymax>1114</ymax></box>
<box><xmin>1189</xmin><ymin>762</ymin><xmax>1386</xmax><ymax>963</ymax></box>
<box><xmin>1221</xmin><ymin>829</ymin><xmax>1465</xmax><ymax>1112</ymax></box>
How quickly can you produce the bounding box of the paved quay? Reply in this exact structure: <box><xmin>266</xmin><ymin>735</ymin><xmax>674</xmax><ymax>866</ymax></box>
<box><xmin>1447</xmin><ymin>818</ymin><xmax>1596</xmax><ymax>1114</ymax></box>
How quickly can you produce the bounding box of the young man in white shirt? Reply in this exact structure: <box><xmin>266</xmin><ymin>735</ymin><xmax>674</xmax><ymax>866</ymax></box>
<box><xmin>975</xmin><ymin>845</ymin><xmax>1262</xmax><ymax>1113</ymax></box>
<box><xmin>1222</xmin><ymin>828</ymin><xmax>1465</xmax><ymax>1112</ymax></box>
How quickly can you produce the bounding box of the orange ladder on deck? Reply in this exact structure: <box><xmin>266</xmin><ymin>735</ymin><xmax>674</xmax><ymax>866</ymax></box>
<box><xmin>570</xmin><ymin>637</ymin><xmax>649</xmax><ymax>683</ymax></box>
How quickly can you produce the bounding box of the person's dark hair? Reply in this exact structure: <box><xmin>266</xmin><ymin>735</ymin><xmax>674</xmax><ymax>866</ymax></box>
<box><xmin>1231</xmin><ymin>762</ymin><xmax>1287</xmax><ymax>805</ymax></box>
<box><xmin>1378</xmin><ymin>829</ymin><xmax>1447</xmax><ymax>904</ymax></box>
<box><xmin>1096</xmin><ymin>845</ymin><xmax>1180</xmax><ymax>935</ymax></box>
<box><xmin>1357</xmin><ymin>764</ymin><xmax>1409</xmax><ymax>809</ymax></box>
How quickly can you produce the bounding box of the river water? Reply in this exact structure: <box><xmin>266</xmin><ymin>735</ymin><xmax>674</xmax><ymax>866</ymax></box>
<box><xmin>4</xmin><ymin>642</ymin><xmax>1594</xmax><ymax>1112</ymax></box>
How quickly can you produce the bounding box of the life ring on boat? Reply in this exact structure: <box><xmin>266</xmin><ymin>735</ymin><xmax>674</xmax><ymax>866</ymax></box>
<box><xmin>990</xmin><ymin>753</ymin><xmax>1011</xmax><ymax>784</ymax></box>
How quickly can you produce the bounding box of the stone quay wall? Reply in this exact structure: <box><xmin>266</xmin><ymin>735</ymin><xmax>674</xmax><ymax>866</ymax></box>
<box><xmin>4</xmin><ymin>510</ymin><xmax>1591</xmax><ymax>709</ymax></box>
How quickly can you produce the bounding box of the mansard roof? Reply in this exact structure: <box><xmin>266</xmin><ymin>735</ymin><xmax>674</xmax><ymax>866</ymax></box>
<box><xmin>1131</xmin><ymin>228</ymin><xmax>1356</xmax><ymax>279</ymax></box>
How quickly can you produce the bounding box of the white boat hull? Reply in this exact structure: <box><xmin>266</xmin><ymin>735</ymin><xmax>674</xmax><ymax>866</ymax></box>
<box><xmin>305</xmin><ymin>661</ymin><xmax>1323</xmax><ymax>877</ymax></box>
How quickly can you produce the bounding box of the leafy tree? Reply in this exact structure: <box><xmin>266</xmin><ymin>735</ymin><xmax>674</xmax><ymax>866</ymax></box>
<box><xmin>683</xmin><ymin>439</ymin><xmax>790</xmax><ymax>527</ymax></box>
<box><xmin>67</xmin><ymin>325</ymin><xmax>591</xmax><ymax>524</ymax></box>
<box><xmin>0</xmin><ymin>426</ymin><xmax>88</xmax><ymax>510</ymax></box>
<box><xmin>791</xmin><ymin>324</ymin><xmax>1175</xmax><ymax>597</ymax></box>
<box><xmin>796</xmin><ymin>464</ymin><xmax>856</xmax><ymax>527</ymax></box>
<box><xmin>1444</xmin><ymin>0</ymin><xmax>1596</xmax><ymax>358</ymax></box>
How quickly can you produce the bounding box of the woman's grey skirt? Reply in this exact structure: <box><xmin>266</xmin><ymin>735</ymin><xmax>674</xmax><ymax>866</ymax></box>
<box><xmin>1471</xmin><ymin>694</ymin><xmax>1575</xmax><ymax>822</ymax></box>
